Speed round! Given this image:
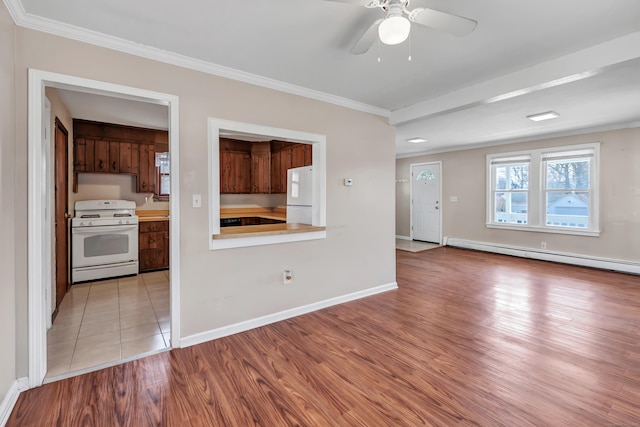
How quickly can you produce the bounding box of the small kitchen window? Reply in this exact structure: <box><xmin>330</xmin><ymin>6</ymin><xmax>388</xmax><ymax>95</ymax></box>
<box><xmin>208</xmin><ymin>118</ymin><xmax>327</xmax><ymax>250</ymax></box>
<box><xmin>154</xmin><ymin>152</ymin><xmax>170</xmax><ymax>201</ymax></box>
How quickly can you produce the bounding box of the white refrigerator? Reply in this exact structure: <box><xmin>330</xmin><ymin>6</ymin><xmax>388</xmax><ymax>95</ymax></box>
<box><xmin>286</xmin><ymin>166</ymin><xmax>313</xmax><ymax>224</ymax></box>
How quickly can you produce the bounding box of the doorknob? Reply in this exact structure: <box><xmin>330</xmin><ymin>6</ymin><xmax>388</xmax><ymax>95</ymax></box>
<box><xmin>64</xmin><ymin>212</ymin><xmax>71</xmax><ymax>219</ymax></box>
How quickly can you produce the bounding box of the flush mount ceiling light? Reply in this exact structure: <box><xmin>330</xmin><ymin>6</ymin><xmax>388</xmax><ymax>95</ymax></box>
<box><xmin>527</xmin><ymin>111</ymin><xmax>560</xmax><ymax>122</ymax></box>
<box><xmin>407</xmin><ymin>137</ymin><xmax>428</xmax><ymax>143</ymax></box>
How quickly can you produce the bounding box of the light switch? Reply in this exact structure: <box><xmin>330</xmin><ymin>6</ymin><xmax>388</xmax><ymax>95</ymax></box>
<box><xmin>192</xmin><ymin>194</ymin><xmax>202</xmax><ymax>208</ymax></box>
<box><xmin>450</xmin><ymin>196</ymin><xmax>458</xmax><ymax>202</ymax></box>
<box><xmin>344</xmin><ymin>178</ymin><xmax>353</xmax><ymax>186</ymax></box>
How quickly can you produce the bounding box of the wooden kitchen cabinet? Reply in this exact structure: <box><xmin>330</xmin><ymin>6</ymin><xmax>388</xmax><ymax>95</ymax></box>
<box><xmin>109</xmin><ymin>141</ymin><xmax>120</xmax><ymax>173</ymax></box>
<box><xmin>119</xmin><ymin>142</ymin><xmax>138</xmax><ymax>174</ymax></box>
<box><xmin>219</xmin><ymin>139</ymin><xmax>311</xmax><ymax>195</ymax></box>
<box><xmin>139</xmin><ymin>220</ymin><xmax>169</xmax><ymax>272</ymax></box>
<box><xmin>220</xmin><ymin>150</ymin><xmax>252</xmax><ymax>193</ymax></box>
<box><xmin>72</xmin><ymin>119</ymin><xmax>167</xmax><ymax>196</ymax></box>
<box><xmin>137</xmin><ymin>143</ymin><xmax>156</xmax><ymax>193</ymax></box>
<box><xmin>291</xmin><ymin>143</ymin><xmax>306</xmax><ymax>168</ymax></box>
<box><xmin>269</xmin><ymin>142</ymin><xmax>312</xmax><ymax>194</ymax></box>
<box><xmin>94</xmin><ymin>140</ymin><xmax>110</xmax><ymax>172</ymax></box>
<box><xmin>73</xmin><ymin>138</ymin><xmax>95</xmax><ymax>173</ymax></box>
<box><xmin>270</xmin><ymin>148</ymin><xmax>283</xmax><ymax>193</ymax></box>
<box><xmin>251</xmin><ymin>142</ymin><xmax>271</xmax><ymax>193</ymax></box>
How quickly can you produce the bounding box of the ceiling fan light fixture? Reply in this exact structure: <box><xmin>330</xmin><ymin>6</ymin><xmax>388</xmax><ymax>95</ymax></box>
<box><xmin>378</xmin><ymin>15</ymin><xmax>411</xmax><ymax>45</ymax></box>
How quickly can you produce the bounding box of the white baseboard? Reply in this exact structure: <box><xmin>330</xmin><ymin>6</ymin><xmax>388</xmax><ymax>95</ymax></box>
<box><xmin>181</xmin><ymin>282</ymin><xmax>398</xmax><ymax>348</ymax></box>
<box><xmin>395</xmin><ymin>235</ymin><xmax>411</xmax><ymax>241</ymax></box>
<box><xmin>446</xmin><ymin>238</ymin><xmax>640</xmax><ymax>275</ymax></box>
<box><xmin>0</xmin><ymin>378</ymin><xmax>28</xmax><ymax>427</ymax></box>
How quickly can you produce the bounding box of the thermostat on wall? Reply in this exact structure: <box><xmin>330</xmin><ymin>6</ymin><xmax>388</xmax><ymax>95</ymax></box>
<box><xmin>344</xmin><ymin>178</ymin><xmax>353</xmax><ymax>186</ymax></box>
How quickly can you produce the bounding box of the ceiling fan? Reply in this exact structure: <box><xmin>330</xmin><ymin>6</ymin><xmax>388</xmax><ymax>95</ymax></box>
<box><xmin>326</xmin><ymin>0</ymin><xmax>477</xmax><ymax>54</ymax></box>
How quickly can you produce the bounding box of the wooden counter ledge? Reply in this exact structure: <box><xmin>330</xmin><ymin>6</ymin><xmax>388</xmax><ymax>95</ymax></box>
<box><xmin>137</xmin><ymin>210</ymin><xmax>170</xmax><ymax>222</ymax></box>
<box><xmin>214</xmin><ymin>223</ymin><xmax>325</xmax><ymax>239</ymax></box>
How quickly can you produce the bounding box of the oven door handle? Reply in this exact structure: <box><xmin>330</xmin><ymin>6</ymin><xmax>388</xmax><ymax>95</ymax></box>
<box><xmin>72</xmin><ymin>225</ymin><xmax>138</xmax><ymax>234</ymax></box>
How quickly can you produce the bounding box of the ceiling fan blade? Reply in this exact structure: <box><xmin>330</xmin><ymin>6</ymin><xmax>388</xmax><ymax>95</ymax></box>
<box><xmin>408</xmin><ymin>8</ymin><xmax>477</xmax><ymax>37</ymax></box>
<box><xmin>350</xmin><ymin>19</ymin><xmax>383</xmax><ymax>55</ymax></box>
<box><xmin>323</xmin><ymin>0</ymin><xmax>381</xmax><ymax>6</ymax></box>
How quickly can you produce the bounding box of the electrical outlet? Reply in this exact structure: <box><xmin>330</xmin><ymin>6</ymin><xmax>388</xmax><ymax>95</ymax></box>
<box><xmin>541</xmin><ymin>242</ymin><xmax>547</xmax><ymax>250</ymax></box>
<box><xmin>283</xmin><ymin>269</ymin><xmax>293</xmax><ymax>285</ymax></box>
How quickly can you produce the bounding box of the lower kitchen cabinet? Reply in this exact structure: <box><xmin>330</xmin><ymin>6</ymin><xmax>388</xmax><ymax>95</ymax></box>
<box><xmin>139</xmin><ymin>220</ymin><xmax>169</xmax><ymax>272</ymax></box>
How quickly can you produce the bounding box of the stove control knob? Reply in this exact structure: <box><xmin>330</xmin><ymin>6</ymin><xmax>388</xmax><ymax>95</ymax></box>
<box><xmin>89</xmin><ymin>221</ymin><xmax>94</xmax><ymax>226</ymax></box>
<box><xmin>80</xmin><ymin>221</ymin><xmax>86</xmax><ymax>226</ymax></box>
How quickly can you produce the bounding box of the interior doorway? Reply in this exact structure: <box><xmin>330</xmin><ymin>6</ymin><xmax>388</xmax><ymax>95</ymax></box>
<box><xmin>28</xmin><ymin>69</ymin><xmax>181</xmax><ymax>388</ymax></box>
<box><xmin>410</xmin><ymin>162</ymin><xmax>442</xmax><ymax>244</ymax></box>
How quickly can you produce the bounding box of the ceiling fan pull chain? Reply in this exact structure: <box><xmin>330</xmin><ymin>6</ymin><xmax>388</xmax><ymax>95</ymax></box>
<box><xmin>408</xmin><ymin>30</ymin><xmax>412</xmax><ymax>61</ymax></box>
<box><xmin>377</xmin><ymin>37</ymin><xmax>381</xmax><ymax>63</ymax></box>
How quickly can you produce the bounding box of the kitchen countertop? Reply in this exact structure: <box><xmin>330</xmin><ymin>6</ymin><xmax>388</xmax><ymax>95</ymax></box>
<box><xmin>213</xmin><ymin>223</ymin><xmax>325</xmax><ymax>239</ymax></box>
<box><xmin>137</xmin><ymin>210</ymin><xmax>170</xmax><ymax>222</ymax></box>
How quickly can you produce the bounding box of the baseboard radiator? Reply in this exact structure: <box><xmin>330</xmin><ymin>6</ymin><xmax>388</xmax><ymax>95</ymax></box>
<box><xmin>445</xmin><ymin>237</ymin><xmax>640</xmax><ymax>275</ymax></box>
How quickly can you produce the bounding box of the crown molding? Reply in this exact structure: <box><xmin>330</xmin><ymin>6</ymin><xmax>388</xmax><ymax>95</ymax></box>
<box><xmin>4</xmin><ymin>0</ymin><xmax>389</xmax><ymax>118</ymax></box>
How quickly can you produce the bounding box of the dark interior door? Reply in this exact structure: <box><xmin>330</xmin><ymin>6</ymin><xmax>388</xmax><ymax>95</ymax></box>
<box><xmin>54</xmin><ymin>118</ymin><xmax>69</xmax><ymax>310</ymax></box>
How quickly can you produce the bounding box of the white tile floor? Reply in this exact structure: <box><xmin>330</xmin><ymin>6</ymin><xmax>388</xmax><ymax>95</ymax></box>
<box><xmin>46</xmin><ymin>270</ymin><xmax>170</xmax><ymax>378</ymax></box>
<box><xmin>395</xmin><ymin>239</ymin><xmax>441</xmax><ymax>253</ymax></box>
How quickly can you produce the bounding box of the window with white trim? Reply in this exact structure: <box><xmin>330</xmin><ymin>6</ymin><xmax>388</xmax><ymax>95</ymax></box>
<box><xmin>490</xmin><ymin>155</ymin><xmax>530</xmax><ymax>225</ymax></box>
<box><xmin>487</xmin><ymin>143</ymin><xmax>600</xmax><ymax>236</ymax></box>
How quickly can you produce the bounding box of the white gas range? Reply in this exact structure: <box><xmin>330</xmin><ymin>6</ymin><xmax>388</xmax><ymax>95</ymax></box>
<box><xmin>71</xmin><ymin>200</ymin><xmax>139</xmax><ymax>283</ymax></box>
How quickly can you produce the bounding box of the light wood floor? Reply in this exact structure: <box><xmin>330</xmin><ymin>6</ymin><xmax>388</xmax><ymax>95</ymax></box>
<box><xmin>8</xmin><ymin>248</ymin><xmax>640</xmax><ymax>426</ymax></box>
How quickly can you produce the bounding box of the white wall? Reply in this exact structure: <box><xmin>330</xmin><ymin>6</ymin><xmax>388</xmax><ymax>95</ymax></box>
<box><xmin>396</xmin><ymin>127</ymin><xmax>640</xmax><ymax>262</ymax></box>
<box><xmin>12</xmin><ymin>23</ymin><xmax>396</xmax><ymax>375</ymax></box>
<box><xmin>0</xmin><ymin>0</ymin><xmax>17</xmax><ymax>408</ymax></box>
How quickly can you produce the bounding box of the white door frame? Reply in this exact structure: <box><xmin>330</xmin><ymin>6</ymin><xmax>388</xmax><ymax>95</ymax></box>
<box><xmin>409</xmin><ymin>161</ymin><xmax>443</xmax><ymax>244</ymax></box>
<box><xmin>28</xmin><ymin>69</ymin><xmax>181</xmax><ymax>388</ymax></box>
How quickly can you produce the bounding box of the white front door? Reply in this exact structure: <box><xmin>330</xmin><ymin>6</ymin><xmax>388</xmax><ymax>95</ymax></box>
<box><xmin>411</xmin><ymin>163</ymin><xmax>441</xmax><ymax>243</ymax></box>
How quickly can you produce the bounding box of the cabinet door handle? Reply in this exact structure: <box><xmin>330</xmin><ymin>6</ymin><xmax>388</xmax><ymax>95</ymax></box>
<box><xmin>99</xmin><ymin>160</ymin><xmax>104</xmax><ymax>169</ymax></box>
<box><xmin>112</xmin><ymin>161</ymin><xmax>117</xmax><ymax>170</ymax></box>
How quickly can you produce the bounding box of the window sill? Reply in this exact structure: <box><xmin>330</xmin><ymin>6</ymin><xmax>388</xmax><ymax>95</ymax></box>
<box><xmin>210</xmin><ymin>223</ymin><xmax>326</xmax><ymax>250</ymax></box>
<box><xmin>486</xmin><ymin>223</ymin><xmax>600</xmax><ymax>237</ymax></box>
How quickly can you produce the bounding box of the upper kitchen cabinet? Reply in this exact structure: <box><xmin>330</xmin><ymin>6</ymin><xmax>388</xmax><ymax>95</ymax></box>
<box><xmin>220</xmin><ymin>138</ymin><xmax>252</xmax><ymax>193</ymax></box>
<box><xmin>137</xmin><ymin>143</ymin><xmax>156</xmax><ymax>194</ymax></box>
<box><xmin>219</xmin><ymin>138</ymin><xmax>311</xmax><ymax>194</ymax></box>
<box><xmin>251</xmin><ymin>142</ymin><xmax>271</xmax><ymax>194</ymax></box>
<box><xmin>73</xmin><ymin>138</ymin><xmax>95</xmax><ymax>173</ymax></box>
<box><xmin>72</xmin><ymin>120</ymin><xmax>168</xmax><ymax>196</ymax></box>
<box><xmin>270</xmin><ymin>141</ymin><xmax>312</xmax><ymax>194</ymax></box>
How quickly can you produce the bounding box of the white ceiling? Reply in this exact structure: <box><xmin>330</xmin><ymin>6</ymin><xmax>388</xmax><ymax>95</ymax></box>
<box><xmin>12</xmin><ymin>0</ymin><xmax>640</xmax><ymax>156</ymax></box>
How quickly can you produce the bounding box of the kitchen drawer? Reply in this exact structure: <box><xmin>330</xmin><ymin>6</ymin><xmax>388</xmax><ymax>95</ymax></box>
<box><xmin>140</xmin><ymin>221</ymin><xmax>168</xmax><ymax>233</ymax></box>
